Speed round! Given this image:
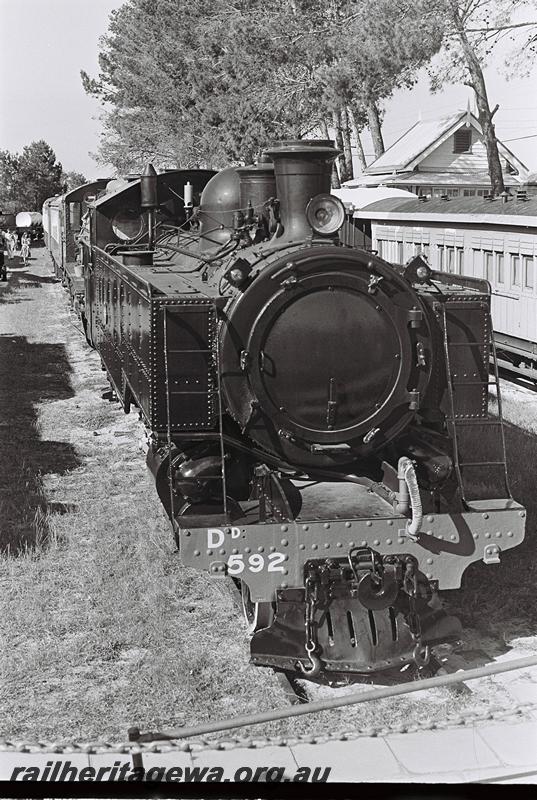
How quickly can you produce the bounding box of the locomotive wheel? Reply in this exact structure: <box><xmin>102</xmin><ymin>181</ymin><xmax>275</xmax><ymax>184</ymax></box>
<box><xmin>241</xmin><ymin>581</ymin><xmax>274</xmax><ymax>634</ymax></box>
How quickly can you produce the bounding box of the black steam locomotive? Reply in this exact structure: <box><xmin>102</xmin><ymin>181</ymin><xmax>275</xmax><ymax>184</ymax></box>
<box><xmin>46</xmin><ymin>140</ymin><xmax>525</xmax><ymax>679</ymax></box>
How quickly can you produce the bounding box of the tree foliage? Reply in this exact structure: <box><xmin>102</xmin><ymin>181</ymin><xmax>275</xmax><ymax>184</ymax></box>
<box><xmin>61</xmin><ymin>171</ymin><xmax>88</xmax><ymax>191</ymax></box>
<box><xmin>82</xmin><ymin>0</ymin><xmax>445</xmax><ymax>179</ymax></box>
<box><xmin>0</xmin><ymin>141</ymin><xmax>64</xmax><ymax>212</ymax></box>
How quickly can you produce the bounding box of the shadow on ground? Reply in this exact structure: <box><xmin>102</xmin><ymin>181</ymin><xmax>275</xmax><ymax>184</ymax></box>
<box><xmin>446</xmin><ymin>421</ymin><xmax>537</xmax><ymax>643</ymax></box>
<box><xmin>0</xmin><ymin>335</ymin><xmax>81</xmax><ymax>552</ymax></box>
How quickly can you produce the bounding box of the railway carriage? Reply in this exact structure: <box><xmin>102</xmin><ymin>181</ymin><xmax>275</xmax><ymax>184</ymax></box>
<box><xmin>349</xmin><ymin>193</ymin><xmax>537</xmax><ymax>380</ymax></box>
<box><xmin>42</xmin><ymin>180</ymin><xmax>109</xmax><ymax>314</ymax></box>
<box><xmin>44</xmin><ymin>141</ymin><xmax>526</xmax><ymax>680</ymax></box>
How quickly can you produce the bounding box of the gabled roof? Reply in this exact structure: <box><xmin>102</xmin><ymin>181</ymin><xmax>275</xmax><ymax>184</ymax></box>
<box><xmin>365</xmin><ymin>109</ymin><xmax>529</xmax><ymax>179</ymax></box>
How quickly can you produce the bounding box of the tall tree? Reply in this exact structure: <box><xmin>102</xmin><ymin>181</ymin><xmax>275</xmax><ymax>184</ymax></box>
<box><xmin>82</xmin><ymin>0</ymin><xmax>445</xmax><ymax>175</ymax></box>
<box><xmin>292</xmin><ymin>0</ymin><xmax>445</xmax><ymax>173</ymax></box>
<box><xmin>82</xmin><ymin>0</ymin><xmax>321</xmax><ymax>170</ymax></box>
<box><xmin>0</xmin><ymin>141</ymin><xmax>64</xmax><ymax>211</ymax></box>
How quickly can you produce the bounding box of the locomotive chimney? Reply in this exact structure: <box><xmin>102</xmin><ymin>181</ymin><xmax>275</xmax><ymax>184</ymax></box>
<box><xmin>264</xmin><ymin>140</ymin><xmax>340</xmax><ymax>242</ymax></box>
<box><xmin>141</xmin><ymin>163</ymin><xmax>158</xmax><ymax>249</ymax></box>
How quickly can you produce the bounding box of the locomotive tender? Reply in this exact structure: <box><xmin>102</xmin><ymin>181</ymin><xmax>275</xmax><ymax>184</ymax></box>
<box><xmin>46</xmin><ymin>140</ymin><xmax>525</xmax><ymax>679</ymax></box>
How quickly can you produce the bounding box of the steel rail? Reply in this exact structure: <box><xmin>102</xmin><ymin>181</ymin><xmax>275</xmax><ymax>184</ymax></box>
<box><xmin>135</xmin><ymin>653</ymin><xmax>537</xmax><ymax>742</ymax></box>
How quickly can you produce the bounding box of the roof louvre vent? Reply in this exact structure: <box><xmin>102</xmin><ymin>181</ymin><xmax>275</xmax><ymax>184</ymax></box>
<box><xmin>418</xmin><ymin>194</ymin><xmax>427</xmax><ymax>202</ymax></box>
<box><xmin>500</xmin><ymin>191</ymin><xmax>510</xmax><ymax>204</ymax></box>
<box><xmin>440</xmin><ymin>193</ymin><xmax>449</xmax><ymax>201</ymax></box>
<box><xmin>516</xmin><ymin>189</ymin><xmax>528</xmax><ymax>202</ymax></box>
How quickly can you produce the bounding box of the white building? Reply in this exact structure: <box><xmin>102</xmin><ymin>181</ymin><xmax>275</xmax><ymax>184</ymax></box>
<box><xmin>350</xmin><ymin>109</ymin><xmax>529</xmax><ymax>198</ymax></box>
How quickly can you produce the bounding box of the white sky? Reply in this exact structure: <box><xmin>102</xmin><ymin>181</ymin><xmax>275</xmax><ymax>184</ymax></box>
<box><xmin>1</xmin><ymin>0</ymin><xmax>536</xmax><ymax>177</ymax></box>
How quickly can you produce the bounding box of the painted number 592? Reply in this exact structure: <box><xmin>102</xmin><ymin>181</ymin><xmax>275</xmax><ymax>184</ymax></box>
<box><xmin>227</xmin><ymin>552</ymin><xmax>286</xmax><ymax>575</ymax></box>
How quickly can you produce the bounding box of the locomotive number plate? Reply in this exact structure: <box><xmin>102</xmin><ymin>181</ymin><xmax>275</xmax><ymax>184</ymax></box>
<box><xmin>206</xmin><ymin>528</ymin><xmax>287</xmax><ymax>574</ymax></box>
<box><xmin>225</xmin><ymin>552</ymin><xmax>287</xmax><ymax>575</ymax></box>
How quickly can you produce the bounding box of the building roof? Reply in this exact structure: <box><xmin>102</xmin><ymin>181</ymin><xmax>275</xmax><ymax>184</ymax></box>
<box><xmin>332</xmin><ymin>185</ymin><xmax>415</xmax><ymax>209</ymax></box>
<box><xmin>353</xmin><ymin>193</ymin><xmax>537</xmax><ymax>229</ymax></box>
<box><xmin>366</xmin><ymin>112</ymin><xmax>466</xmax><ymax>174</ymax></box>
<box><xmin>364</xmin><ymin>109</ymin><xmax>529</xmax><ymax>179</ymax></box>
<box><xmin>388</xmin><ymin>171</ymin><xmax>524</xmax><ymax>188</ymax></box>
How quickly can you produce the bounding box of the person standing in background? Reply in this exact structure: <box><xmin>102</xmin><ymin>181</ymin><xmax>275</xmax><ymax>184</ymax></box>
<box><xmin>0</xmin><ymin>233</ymin><xmax>7</xmax><ymax>280</ymax></box>
<box><xmin>21</xmin><ymin>232</ymin><xmax>31</xmax><ymax>266</ymax></box>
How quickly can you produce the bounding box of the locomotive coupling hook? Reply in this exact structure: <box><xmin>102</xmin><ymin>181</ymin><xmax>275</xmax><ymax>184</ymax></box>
<box><xmin>298</xmin><ymin>643</ymin><xmax>323</xmax><ymax>678</ymax></box>
<box><xmin>412</xmin><ymin>642</ymin><xmax>430</xmax><ymax>667</ymax></box>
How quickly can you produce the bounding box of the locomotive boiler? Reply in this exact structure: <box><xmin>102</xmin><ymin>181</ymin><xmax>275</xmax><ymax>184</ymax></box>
<box><xmin>63</xmin><ymin>139</ymin><xmax>525</xmax><ymax>678</ymax></box>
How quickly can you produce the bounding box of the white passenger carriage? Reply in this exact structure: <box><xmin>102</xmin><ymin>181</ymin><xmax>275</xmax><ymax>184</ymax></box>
<box><xmin>349</xmin><ymin>192</ymin><xmax>537</xmax><ymax>380</ymax></box>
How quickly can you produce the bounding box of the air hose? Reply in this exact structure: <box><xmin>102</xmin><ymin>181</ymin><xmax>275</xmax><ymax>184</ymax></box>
<box><xmin>397</xmin><ymin>456</ymin><xmax>423</xmax><ymax>541</ymax></box>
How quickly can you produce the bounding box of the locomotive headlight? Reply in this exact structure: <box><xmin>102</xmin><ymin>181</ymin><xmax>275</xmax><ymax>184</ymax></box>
<box><xmin>305</xmin><ymin>194</ymin><xmax>345</xmax><ymax>236</ymax></box>
<box><xmin>225</xmin><ymin>257</ymin><xmax>252</xmax><ymax>287</ymax></box>
<box><xmin>416</xmin><ymin>264</ymin><xmax>430</xmax><ymax>280</ymax></box>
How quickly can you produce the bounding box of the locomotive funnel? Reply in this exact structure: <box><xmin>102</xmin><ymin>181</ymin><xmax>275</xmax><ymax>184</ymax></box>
<box><xmin>264</xmin><ymin>140</ymin><xmax>339</xmax><ymax>243</ymax></box>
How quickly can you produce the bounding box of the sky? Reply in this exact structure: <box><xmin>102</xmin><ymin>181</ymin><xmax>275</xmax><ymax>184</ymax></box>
<box><xmin>1</xmin><ymin>0</ymin><xmax>536</xmax><ymax>178</ymax></box>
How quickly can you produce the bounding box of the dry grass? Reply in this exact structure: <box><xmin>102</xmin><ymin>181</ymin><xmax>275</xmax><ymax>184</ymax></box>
<box><xmin>0</xmin><ymin>253</ymin><xmax>522</xmax><ymax>747</ymax></box>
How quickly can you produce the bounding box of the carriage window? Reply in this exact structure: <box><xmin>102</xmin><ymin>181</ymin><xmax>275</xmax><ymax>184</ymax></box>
<box><xmin>69</xmin><ymin>202</ymin><xmax>82</xmax><ymax>230</ymax></box>
<box><xmin>437</xmin><ymin>245</ymin><xmax>444</xmax><ymax>271</ymax></box>
<box><xmin>484</xmin><ymin>251</ymin><xmax>494</xmax><ymax>282</ymax></box>
<box><xmin>397</xmin><ymin>241</ymin><xmax>404</xmax><ymax>264</ymax></box>
<box><xmin>404</xmin><ymin>242</ymin><xmax>414</xmax><ymax>260</ymax></box>
<box><xmin>376</xmin><ymin>239</ymin><xmax>384</xmax><ymax>258</ymax></box>
<box><xmin>446</xmin><ymin>247</ymin><xmax>455</xmax><ymax>273</ymax></box>
<box><xmin>497</xmin><ymin>253</ymin><xmax>504</xmax><ymax>284</ymax></box>
<box><xmin>419</xmin><ymin>243</ymin><xmax>430</xmax><ymax>261</ymax></box>
<box><xmin>473</xmin><ymin>249</ymin><xmax>481</xmax><ymax>275</ymax></box>
<box><xmin>456</xmin><ymin>248</ymin><xmax>463</xmax><ymax>274</ymax></box>
<box><xmin>512</xmin><ymin>255</ymin><xmax>521</xmax><ymax>286</ymax></box>
<box><xmin>524</xmin><ymin>256</ymin><xmax>534</xmax><ymax>290</ymax></box>
<box><xmin>463</xmin><ymin>189</ymin><xmax>476</xmax><ymax>197</ymax></box>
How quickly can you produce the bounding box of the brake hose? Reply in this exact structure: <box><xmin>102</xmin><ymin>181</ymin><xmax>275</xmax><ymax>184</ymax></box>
<box><xmin>398</xmin><ymin>456</ymin><xmax>423</xmax><ymax>541</ymax></box>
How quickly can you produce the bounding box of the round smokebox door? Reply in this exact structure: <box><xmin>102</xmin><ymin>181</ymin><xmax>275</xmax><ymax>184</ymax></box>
<box><xmin>249</xmin><ymin>285</ymin><xmax>402</xmax><ymax>439</ymax></box>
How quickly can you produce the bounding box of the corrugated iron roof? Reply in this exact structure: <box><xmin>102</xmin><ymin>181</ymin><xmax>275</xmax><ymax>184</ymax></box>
<box><xmin>391</xmin><ymin>172</ymin><xmax>523</xmax><ymax>187</ymax></box>
<box><xmin>360</xmin><ymin>195</ymin><xmax>537</xmax><ymax>216</ymax></box>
